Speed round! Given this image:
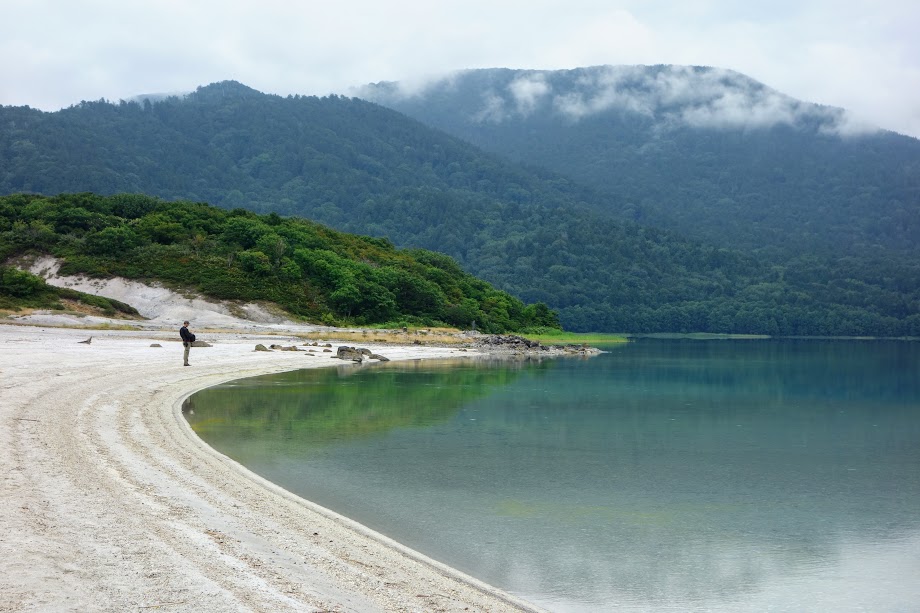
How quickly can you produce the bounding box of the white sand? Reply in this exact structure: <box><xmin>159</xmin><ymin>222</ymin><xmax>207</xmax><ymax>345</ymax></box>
<box><xmin>0</xmin><ymin>322</ymin><xmax>541</xmax><ymax>612</ymax></box>
<box><xmin>21</xmin><ymin>255</ymin><xmax>312</xmax><ymax>331</ymax></box>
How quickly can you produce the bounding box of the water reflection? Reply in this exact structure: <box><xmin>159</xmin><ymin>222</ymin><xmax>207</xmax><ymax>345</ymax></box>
<box><xmin>185</xmin><ymin>340</ymin><xmax>920</xmax><ymax>612</ymax></box>
<box><xmin>492</xmin><ymin>528</ymin><xmax>920</xmax><ymax>612</ymax></box>
<box><xmin>184</xmin><ymin>358</ymin><xmax>546</xmax><ymax>455</ymax></box>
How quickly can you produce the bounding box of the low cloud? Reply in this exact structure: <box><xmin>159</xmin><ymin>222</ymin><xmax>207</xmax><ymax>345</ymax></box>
<box><xmin>472</xmin><ymin>65</ymin><xmax>880</xmax><ymax>135</ymax></box>
<box><xmin>671</xmin><ymin>72</ymin><xmax>803</xmax><ymax>129</ymax></box>
<box><xmin>472</xmin><ymin>73</ymin><xmax>553</xmax><ymax>122</ymax></box>
<box><xmin>822</xmin><ymin>110</ymin><xmax>879</xmax><ymax>136</ymax></box>
<box><xmin>508</xmin><ymin>74</ymin><xmax>551</xmax><ymax>114</ymax></box>
<box><xmin>365</xmin><ymin>70</ymin><xmax>469</xmax><ymax>100</ymax></box>
<box><xmin>358</xmin><ymin>64</ymin><xmax>880</xmax><ymax>136</ymax></box>
<box><xmin>554</xmin><ymin>66</ymin><xmax>656</xmax><ymax>119</ymax></box>
<box><xmin>473</xmin><ymin>92</ymin><xmax>510</xmax><ymax>123</ymax></box>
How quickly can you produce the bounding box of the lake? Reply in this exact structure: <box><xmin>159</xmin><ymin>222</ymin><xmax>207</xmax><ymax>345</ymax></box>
<box><xmin>183</xmin><ymin>339</ymin><xmax>920</xmax><ymax>612</ymax></box>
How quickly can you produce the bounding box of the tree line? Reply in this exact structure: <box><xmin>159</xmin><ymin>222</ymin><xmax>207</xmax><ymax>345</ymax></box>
<box><xmin>0</xmin><ymin>193</ymin><xmax>560</xmax><ymax>332</ymax></box>
<box><xmin>1</xmin><ymin>82</ymin><xmax>918</xmax><ymax>336</ymax></box>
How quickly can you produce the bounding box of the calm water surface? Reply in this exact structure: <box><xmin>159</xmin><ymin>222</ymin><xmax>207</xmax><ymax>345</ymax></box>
<box><xmin>184</xmin><ymin>339</ymin><xmax>920</xmax><ymax>612</ymax></box>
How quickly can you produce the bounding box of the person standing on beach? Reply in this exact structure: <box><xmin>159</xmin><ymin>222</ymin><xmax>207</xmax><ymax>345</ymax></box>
<box><xmin>180</xmin><ymin>321</ymin><xmax>195</xmax><ymax>366</ymax></box>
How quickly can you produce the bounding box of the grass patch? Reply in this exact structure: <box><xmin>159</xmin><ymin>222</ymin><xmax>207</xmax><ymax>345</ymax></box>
<box><xmin>300</xmin><ymin>327</ymin><xmax>625</xmax><ymax>347</ymax></box>
<box><xmin>297</xmin><ymin>327</ymin><xmax>470</xmax><ymax>346</ymax></box>
<box><xmin>634</xmin><ymin>332</ymin><xmax>771</xmax><ymax>340</ymax></box>
<box><xmin>521</xmin><ymin>331</ymin><xmax>628</xmax><ymax>344</ymax></box>
<box><xmin>78</xmin><ymin>322</ymin><xmax>140</xmax><ymax>330</ymax></box>
<box><xmin>0</xmin><ymin>319</ymin><xmax>140</xmax><ymax>330</ymax></box>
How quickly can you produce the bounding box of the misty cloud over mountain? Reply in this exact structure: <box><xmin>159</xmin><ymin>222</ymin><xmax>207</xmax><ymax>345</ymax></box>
<box><xmin>356</xmin><ymin>62</ymin><xmax>918</xmax><ymax>270</ymax></box>
<box><xmin>360</xmin><ymin>64</ymin><xmax>875</xmax><ymax>136</ymax></box>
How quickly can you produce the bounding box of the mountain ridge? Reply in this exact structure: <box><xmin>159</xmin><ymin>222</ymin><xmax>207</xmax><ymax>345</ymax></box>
<box><xmin>357</xmin><ymin>64</ymin><xmax>920</xmax><ymax>257</ymax></box>
<box><xmin>358</xmin><ymin>64</ymin><xmax>886</xmax><ymax>138</ymax></box>
<box><xmin>2</xmin><ymin>75</ymin><xmax>918</xmax><ymax>336</ymax></box>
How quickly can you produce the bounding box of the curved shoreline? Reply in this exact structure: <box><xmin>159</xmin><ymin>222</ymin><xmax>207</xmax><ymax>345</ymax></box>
<box><xmin>0</xmin><ymin>324</ymin><xmax>542</xmax><ymax>612</ymax></box>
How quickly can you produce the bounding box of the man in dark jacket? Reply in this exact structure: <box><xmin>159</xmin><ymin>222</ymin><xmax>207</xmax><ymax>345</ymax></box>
<box><xmin>180</xmin><ymin>321</ymin><xmax>195</xmax><ymax>366</ymax></box>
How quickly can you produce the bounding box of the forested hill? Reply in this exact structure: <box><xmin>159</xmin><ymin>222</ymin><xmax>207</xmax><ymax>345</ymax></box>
<box><xmin>358</xmin><ymin>65</ymin><xmax>920</xmax><ymax>258</ymax></box>
<box><xmin>0</xmin><ymin>193</ymin><xmax>560</xmax><ymax>332</ymax></box>
<box><xmin>1</xmin><ymin>81</ymin><xmax>606</xmax><ymax>228</ymax></box>
<box><xmin>1</xmin><ymin>82</ymin><xmax>919</xmax><ymax>336</ymax></box>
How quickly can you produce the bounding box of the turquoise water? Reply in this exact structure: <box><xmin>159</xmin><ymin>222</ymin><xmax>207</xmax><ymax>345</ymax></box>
<box><xmin>184</xmin><ymin>340</ymin><xmax>920</xmax><ymax>611</ymax></box>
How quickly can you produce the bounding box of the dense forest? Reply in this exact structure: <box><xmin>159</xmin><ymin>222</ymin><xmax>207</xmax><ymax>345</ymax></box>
<box><xmin>360</xmin><ymin>65</ymin><xmax>920</xmax><ymax>258</ymax></box>
<box><xmin>1</xmin><ymin>79</ymin><xmax>918</xmax><ymax>336</ymax></box>
<box><xmin>0</xmin><ymin>193</ymin><xmax>560</xmax><ymax>332</ymax></box>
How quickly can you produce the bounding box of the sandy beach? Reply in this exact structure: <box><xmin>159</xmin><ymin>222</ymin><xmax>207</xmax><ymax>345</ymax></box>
<box><xmin>0</xmin><ymin>322</ymin><xmax>541</xmax><ymax>612</ymax></box>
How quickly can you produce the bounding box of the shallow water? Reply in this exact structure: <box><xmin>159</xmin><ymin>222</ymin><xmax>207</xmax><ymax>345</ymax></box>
<box><xmin>185</xmin><ymin>339</ymin><xmax>920</xmax><ymax>611</ymax></box>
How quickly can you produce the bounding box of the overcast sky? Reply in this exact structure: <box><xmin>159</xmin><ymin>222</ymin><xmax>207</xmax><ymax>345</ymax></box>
<box><xmin>2</xmin><ymin>0</ymin><xmax>918</xmax><ymax>138</ymax></box>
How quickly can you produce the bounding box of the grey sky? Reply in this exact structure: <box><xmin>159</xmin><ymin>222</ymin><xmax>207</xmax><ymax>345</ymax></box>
<box><xmin>2</xmin><ymin>0</ymin><xmax>918</xmax><ymax>138</ymax></box>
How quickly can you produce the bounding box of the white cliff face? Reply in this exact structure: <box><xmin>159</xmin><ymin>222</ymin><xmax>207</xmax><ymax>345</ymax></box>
<box><xmin>19</xmin><ymin>255</ymin><xmax>308</xmax><ymax>330</ymax></box>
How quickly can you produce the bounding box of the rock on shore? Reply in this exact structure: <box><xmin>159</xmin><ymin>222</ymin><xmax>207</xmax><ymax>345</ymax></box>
<box><xmin>472</xmin><ymin>334</ymin><xmax>602</xmax><ymax>356</ymax></box>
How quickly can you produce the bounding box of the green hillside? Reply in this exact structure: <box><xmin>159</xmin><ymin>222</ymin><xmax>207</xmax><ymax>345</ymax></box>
<box><xmin>0</xmin><ymin>193</ymin><xmax>559</xmax><ymax>332</ymax></box>
<box><xmin>1</xmin><ymin>82</ymin><xmax>918</xmax><ymax>336</ymax></box>
<box><xmin>359</xmin><ymin>64</ymin><xmax>920</xmax><ymax>258</ymax></box>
